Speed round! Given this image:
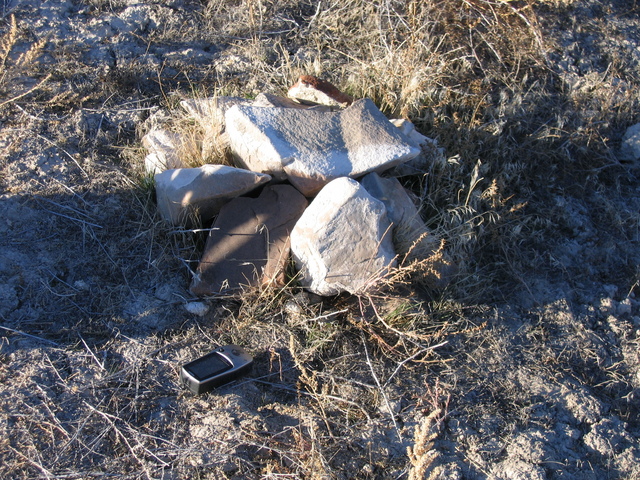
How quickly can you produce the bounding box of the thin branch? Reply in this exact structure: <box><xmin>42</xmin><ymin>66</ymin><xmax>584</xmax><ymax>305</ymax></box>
<box><xmin>0</xmin><ymin>72</ymin><xmax>52</xmax><ymax>107</ymax></box>
<box><xmin>0</xmin><ymin>324</ymin><xmax>60</xmax><ymax>346</ymax></box>
<box><xmin>361</xmin><ymin>334</ymin><xmax>402</xmax><ymax>442</ymax></box>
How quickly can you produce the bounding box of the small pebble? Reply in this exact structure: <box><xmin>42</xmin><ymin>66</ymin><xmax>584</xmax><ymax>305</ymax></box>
<box><xmin>284</xmin><ymin>300</ymin><xmax>303</xmax><ymax>317</ymax></box>
<box><xmin>184</xmin><ymin>301</ymin><xmax>209</xmax><ymax>316</ymax></box>
<box><xmin>617</xmin><ymin>299</ymin><xmax>632</xmax><ymax>316</ymax></box>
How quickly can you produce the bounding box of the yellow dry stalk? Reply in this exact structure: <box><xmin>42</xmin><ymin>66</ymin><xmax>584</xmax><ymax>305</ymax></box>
<box><xmin>0</xmin><ymin>14</ymin><xmax>50</xmax><ymax>108</ymax></box>
<box><xmin>0</xmin><ymin>73</ymin><xmax>52</xmax><ymax>108</ymax></box>
<box><xmin>407</xmin><ymin>408</ymin><xmax>442</xmax><ymax>480</ymax></box>
<box><xmin>16</xmin><ymin>36</ymin><xmax>47</xmax><ymax>69</ymax></box>
<box><xmin>0</xmin><ymin>14</ymin><xmax>18</xmax><ymax>68</ymax></box>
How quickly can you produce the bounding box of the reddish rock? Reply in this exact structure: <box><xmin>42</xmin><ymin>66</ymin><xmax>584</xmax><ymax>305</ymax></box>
<box><xmin>253</xmin><ymin>93</ymin><xmax>331</xmax><ymax>111</ymax></box>
<box><xmin>190</xmin><ymin>185</ymin><xmax>308</xmax><ymax>296</ymax></box>
<box><xmin>287</xmin><ymin>75</ymin><xmax>353</xmax><ymax>107</ymax></box>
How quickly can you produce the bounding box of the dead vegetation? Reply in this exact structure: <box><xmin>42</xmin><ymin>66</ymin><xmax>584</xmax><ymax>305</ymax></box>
<box><xmin>0</xmin><ymin>14</ymin><xmax>50</xmax><ymax>109</ymax></box>
<box><xmin>1</xmin><ymin>0</ymin><xmax>639</xmax><ymax>479</ymax></box>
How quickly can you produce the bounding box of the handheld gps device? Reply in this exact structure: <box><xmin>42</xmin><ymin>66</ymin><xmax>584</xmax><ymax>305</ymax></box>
<box><xmin>180</xmin><ymin>345</ymin><xmax>253</xmax><ymax>394</ymax></box>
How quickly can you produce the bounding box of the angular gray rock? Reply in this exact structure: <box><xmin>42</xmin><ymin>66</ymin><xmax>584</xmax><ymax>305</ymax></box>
<box><xmin>181</xmin><ymin>94</ymin><xmax>331</xmax><ymax>132</ymax></box>
<box><xmin>360</xmin><ymin>173</ymin><xmax>456</xmax><ymax>288</ymax></box>
<box><xmin>389</xmin><ymin>118</ymin><xmax>428</xmax><ymax>147</ymax></box>
<box><xmin>290</xmin><ymin>177</ymin><xmax>396</xmax><ymax>296</ymax></box>
<box><xmin>224</xmin><ymin>105</ymin><xmax>287</xmax><ymax>180</ymax></box>
<box><xmin>190</xmin><ymin>185</ymin><xmax>308</xmax><ymax>296</ymax></box>
<box><xmin>154</xmin><ymin>164</ymin><xmax>271</xmax><ymax>226</ymax></box>
<box><xmin>142</xmin><ymin>129</ymin><xmax>183</xmax><ymax>174</ymax></box>
<box><xmin>388</xmin><ymin>118</ymin><xmax>446</xmax><ymax>177</ymax></box>
<box><xmin>180</xmin><ymin>94</ymin><xmax>333</xmax><ymax>162</ymax></box>
<box><xmin>225</xmin><ymin>98</ymin><xmax>421</xmax><ymax>195</ymax></box>
<box><xmin>360</xmin><ymin>173</ymin><xmax>435</xmax><ymax>253</ymax></box>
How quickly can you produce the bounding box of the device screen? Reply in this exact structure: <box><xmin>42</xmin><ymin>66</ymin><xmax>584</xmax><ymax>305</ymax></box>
<box><xmin>185</xmin><ymin>352</ymin><xmax>232</xmax><ymax>381</ymax></box>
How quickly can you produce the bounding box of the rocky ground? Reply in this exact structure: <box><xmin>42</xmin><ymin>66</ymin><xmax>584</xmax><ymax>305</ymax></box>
<box><xmin>0</xmin><ymin>0</ymin><xmax>639</xmax><ymax>479</ymax></box>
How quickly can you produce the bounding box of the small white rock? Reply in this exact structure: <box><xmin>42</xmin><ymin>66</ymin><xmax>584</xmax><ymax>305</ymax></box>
<box><xmin>284</xmin><ymin>300</ymin><xmax>304</xmax><ymax>318</ymax></box>
<box><xmin>142</xmin><ymin>129</ymin><xmax>183</xmax><ymax>175</ymax></box>
<box><xmin>620</xmin><ymin>123</ymin><xmax>640</xmax><ymax>162</ymax></box>
<box><xmin>73</xmin><ymin>280</ymin><xmax>90</xmax><ymax>291</ymax></box>
<box><xmin>617</xmin><ymin>298</ymin><xmax>633</xmax><ymax>316</ymax></box>
<box><xmin>184</xmin><ymin>302</ymin><xmax>209</xmax><ymax>316</ymax></box>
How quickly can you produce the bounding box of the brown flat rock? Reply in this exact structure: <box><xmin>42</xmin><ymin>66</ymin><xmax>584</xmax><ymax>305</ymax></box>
<box><xmin>190</xmin><ymin>184</ymin><xmax>308</xmax><ymax>296</ymax></box>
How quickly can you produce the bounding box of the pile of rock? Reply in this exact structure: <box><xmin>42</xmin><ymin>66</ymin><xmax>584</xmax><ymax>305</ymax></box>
<box><xmin>143</xmin><ymin>76</ymin><xmax>449</xmax><ymax>297</ymax></box>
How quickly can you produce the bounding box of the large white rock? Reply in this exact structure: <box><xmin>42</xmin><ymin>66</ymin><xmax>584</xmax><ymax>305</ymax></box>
<box><xmin>180</xmin><ymin>94</ymin><xmax>328</xmax><ymax>133</ymax></box>
<box><xmin>142</xmin><ymin>129</ymin><xmax>183</xmax><ymax>174</ymax></box>
<box><xmin>154</xmin><ymin>165</ymin><xmax>271</xmax><ymax>226</ymax></box>
<box><xmin>290</xmin><ymin>177</ymin><xmax>397</xmax><ymax>296</ymax></box>
<box><xmin>225</xmin><ymin>98</ymin><xmax>421</xmax><ymax>195</ymax></box>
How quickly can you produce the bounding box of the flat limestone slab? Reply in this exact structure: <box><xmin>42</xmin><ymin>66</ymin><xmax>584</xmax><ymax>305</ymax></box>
<box><xmin>190</xmin><ymin>185</ymin><xmax>308</xmax><ymax>296</ymax></box>
<box><xmin>155</xmin><ymin>164</ymin><xmax>271</xmax><ymax>226</ymax></box>
<box><xmin>181</xmin><ymin>94</ymin><xmax>330</xmax><ymax>132</ymax></box>
<box><xmin>290</xmin><ymin>177</ymin><xmax>396</xmax><ymax>296</ymax></box>
<box><xmin>225</xmin><ymin>98</ymin><xmax>421</xmax><ymax>195</ymax></box>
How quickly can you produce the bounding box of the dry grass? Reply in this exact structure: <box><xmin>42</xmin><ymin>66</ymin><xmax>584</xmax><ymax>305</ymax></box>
<box><xmin>140</xmin><ymin>0</ymin><xmax>640</xmax><ymax>301</ymax></box>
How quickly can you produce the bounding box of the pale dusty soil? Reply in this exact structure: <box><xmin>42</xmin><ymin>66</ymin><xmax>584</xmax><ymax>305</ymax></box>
<box><xmin>0</xmin><ymin>1</ymin><xmax>639</xmax><ymax>479</ymax></box>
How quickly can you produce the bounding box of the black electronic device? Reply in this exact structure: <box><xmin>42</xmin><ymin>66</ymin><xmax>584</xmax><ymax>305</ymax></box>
<box><xmin>180</xmin><ymin>345</ymin><xmax>253</xmax><ymax>394</ymax></box>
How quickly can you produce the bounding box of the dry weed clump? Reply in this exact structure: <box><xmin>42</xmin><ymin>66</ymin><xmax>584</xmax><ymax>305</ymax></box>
<box><xmin>170</xmin><ymin>103</ymin><xmax>235</xmax><ymax>169</ymax></box>
<box><xmin>0</xmin><ymin>14</ymin><xmax>50</xmax><ymax>109</ymax></box>
<box><xmin>407</xmin><ymin>408</ymin><xmax>443</xmax><ymax>480</ymax></box>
